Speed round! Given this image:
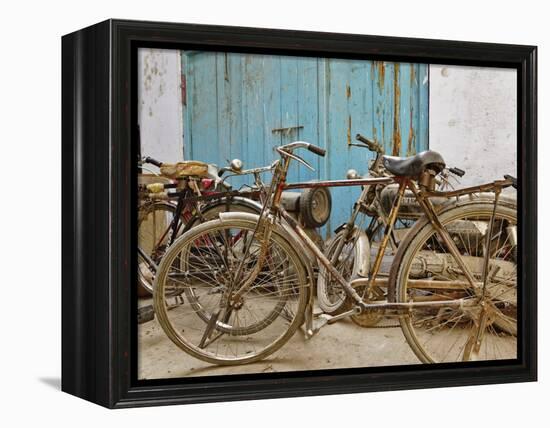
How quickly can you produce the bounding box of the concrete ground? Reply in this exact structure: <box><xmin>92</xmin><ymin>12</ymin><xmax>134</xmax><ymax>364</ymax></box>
<box><xmin>138</xmin><ymin>297</ymin><xmax>420</xmax><ymax>380</ymax></box>
<box><xmin>137</xmin><ymin>247</ymin><xmax>516</xmax><ymax>379</ymax></box>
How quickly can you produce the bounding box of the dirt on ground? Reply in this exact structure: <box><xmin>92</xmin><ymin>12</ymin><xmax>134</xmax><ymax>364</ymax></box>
<box><xmin>137</xmin><ymin>297</ymin><xmax>420</xmax><ymax>380</ymax></box>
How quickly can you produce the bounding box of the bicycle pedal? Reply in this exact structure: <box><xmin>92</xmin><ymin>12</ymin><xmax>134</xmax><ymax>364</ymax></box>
<box><xmin>304</xmin><ymin>314</ymin><xmax>332</xmax><ymax>339</ymax></box>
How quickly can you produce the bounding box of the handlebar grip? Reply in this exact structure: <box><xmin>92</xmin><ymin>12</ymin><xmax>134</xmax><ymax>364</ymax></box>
<box><xmin>144</xmin><ymin>156</ymin><xmax>163</xmax><ymax>168</ymax></box>
<box><xmin>307</xmin><ymin>144</ymin><xmax>326</xmax><ymax>157</ymax></box>
<box><xmin>355</xmin><ymin>134</ymin><xmax>373</xmax><ymax>145</ymax></box>
<box><xmin>449</xmin><ymin>167</ymin><xmax>466</xmax><ymax>177</ymax></box>
<box><xmin>355</xmin><ymin>134</ymin><xmax>382</xmax><ymax>153</ymax></box>
<box><xmin>504</xmin><ymin>174</ymin><xmax>517</xmax><ymax>189</ymax></box>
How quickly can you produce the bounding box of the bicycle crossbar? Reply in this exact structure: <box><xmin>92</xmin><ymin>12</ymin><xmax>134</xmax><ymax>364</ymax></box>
<box><xmin>352</xmin><ymin>277</ymin><xmax>479</xmax><ymax>291</ymax></box>
<box><xmin>284</xmin><ymin>177</ymin><xmax>394</xmax><ymax>190</ymax></box>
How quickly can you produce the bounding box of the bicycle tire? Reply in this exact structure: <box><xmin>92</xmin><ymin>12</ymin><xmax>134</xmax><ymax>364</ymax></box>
<box><xmin>391</xmin><ymin>202</ymin><xmax>517</xmax><ymax>363</ymax></box>
<box><xmin>153</xmin><ymin>216</ymin><xmax>309</xmax><ymax>365</ymax></box>
<box><xmin>138</xmin><ymin>198</ymin><xmax>261</xmax><ymax>296</ymax></box>
<box><xmin>317</xmin><ymin>229</ymin><xmax>360</xmax><ymax>315</ymax></box>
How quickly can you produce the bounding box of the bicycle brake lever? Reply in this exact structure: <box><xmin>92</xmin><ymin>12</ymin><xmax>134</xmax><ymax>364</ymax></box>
<box><xmin>277</xmin><ymin>148</ymin><xmax>315</xmax><ymax>171</ymax></box>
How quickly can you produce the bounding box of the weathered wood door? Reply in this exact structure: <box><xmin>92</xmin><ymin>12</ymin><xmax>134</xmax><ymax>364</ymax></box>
<box><xmin>182</xmin><ymin>52</ymin><xmax>428</xmax><ymax>232</ymax></box>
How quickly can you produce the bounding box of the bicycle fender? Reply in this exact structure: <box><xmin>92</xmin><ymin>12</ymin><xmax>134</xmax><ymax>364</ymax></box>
<box><xmin>354</xmin><ymin>229</ymin><xmax>371</xmax><ymax>278</ymax></box>
<box><xmin>183</xmin><ymin>196</ymin><xmax>263</xmax><ymax>232</ymax></box>
<box><xmin>329</xmin><ymin>224</ymin><xmax>370</xmax><ymax>278</ymax></box>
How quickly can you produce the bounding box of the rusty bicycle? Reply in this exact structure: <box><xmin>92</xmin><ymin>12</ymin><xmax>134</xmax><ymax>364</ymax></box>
<box><xmin>137</xmin><ymin>156</ymin><xmax>267</xmax><ymax>295</ymax></box>
<box><xmin>317</xmin><ymin>134</ymin><xmax>467</xmax><ymax>321</ymax></box>
<box><xmin>153</xmin><ymin>141</ymin><xmax>517</xmax><ymax>365</ymax></box>
<box><xmin>316</xmin><ymin>134</ymin><xmax>516</xmax><ymax>327</ymax></box>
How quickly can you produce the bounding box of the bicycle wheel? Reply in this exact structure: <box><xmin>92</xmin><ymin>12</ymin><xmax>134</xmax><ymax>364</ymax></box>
<box><xmin>153</xmin><ymin>216</ymin><xmax>308</xmax><ymax>365</ymax></box>
<box><xmin>392</xmin><ymin>202</ymin><xmax>517</xmax><ymax>363</ymax></box>
<box><xmin>138</xmin><ymin>202</ymin><xmax>182</xmax><ymax>295</ymax></box>
<box><xmin>138</xmin><ymin>199</ymin><xmax>261</xmax><ymax>296</ymax></box>
<box><xmin>317</xmin><ymin>228</ymin><xmax>360</xmax><ymax>315</ymax></box>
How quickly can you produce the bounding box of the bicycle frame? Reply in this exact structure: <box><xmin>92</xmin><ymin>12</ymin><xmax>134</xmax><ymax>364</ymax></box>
<box><xmin>249</xmin><ymin>155</ymin><xmax>515</xmax><ymax>323</ymax></box>
<box><xmin>138</xmin><ymin>161</ymin><xmax>270</xmax><ymax>277</ymax></box>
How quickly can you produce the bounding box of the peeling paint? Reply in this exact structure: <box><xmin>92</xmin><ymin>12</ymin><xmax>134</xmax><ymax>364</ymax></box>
<box><xmin>407</xmin><ymin>109</ymin><xmax>416</xmax><ymax>156</ymax></box>
<box><xmin>392</xmin><ymin>64</ymin><xmax>402</xmax><ymax>156</ymax></box>
<box><xmin>375</xmin><ymin>61</ymin><xmax>385</xmax><ymax>90</ymax></box>
<box><xmin>407</xmin><ymin>66</ymin><xmax>416</xmax><ymax>156</ymax></box>
<box><xmin>138</xmin><ymin>48</ymin><xmax>184</xmax><ymax>163</ymax></box>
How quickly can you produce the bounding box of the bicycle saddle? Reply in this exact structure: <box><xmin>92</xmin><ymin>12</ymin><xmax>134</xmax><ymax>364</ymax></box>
<box><xmin>382</xmin><ymin>150</ymin><xmax>446</xmax><ymax>177</ymax></box>
<box><xmin>159</xmin><ymin>161</ymin><xmax>209</xmax><ymax>179</ymax></box>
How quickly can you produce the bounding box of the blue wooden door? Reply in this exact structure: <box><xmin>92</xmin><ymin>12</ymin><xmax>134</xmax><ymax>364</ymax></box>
<box><xmin>182</xmin><ymin>52</ymin><xmax>428</xmax><ymax>233</ymax></box>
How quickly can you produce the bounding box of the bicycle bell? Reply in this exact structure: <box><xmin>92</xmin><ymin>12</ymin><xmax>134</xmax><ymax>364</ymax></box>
<box><xmin>230</xmin><ymin>158</ymin><xmax>243</xmax><ymax>172</ymax></box>
<box><xmin>346</xmin><ymin>169</ymin><xmax>359</xmax><ymax>180</ymax></box>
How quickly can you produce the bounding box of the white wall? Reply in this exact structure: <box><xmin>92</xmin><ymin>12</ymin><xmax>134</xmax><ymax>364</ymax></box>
<box><xmin>429</xmin><ymin>65</ymin><xmax>517</xmax><ymax>187</ymax></box>
<box><xmin>137</xmin><ymin>48</ymin><xmax>184</xmax><ymax>163</ymax></box>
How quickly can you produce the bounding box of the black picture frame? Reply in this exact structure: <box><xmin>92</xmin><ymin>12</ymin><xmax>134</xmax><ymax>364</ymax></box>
<box><xmin>61</xmin><ymin>19</ymin><xmax>537</xmax><ymax>408</ymax></box>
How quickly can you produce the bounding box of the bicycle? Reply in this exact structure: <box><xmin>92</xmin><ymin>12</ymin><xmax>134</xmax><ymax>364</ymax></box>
<box><xmin>137</xmin><ymin>157</ymin><xmax>269</xmax><ymax>295</ymax></box>
<box><xmin>318</xmin><ymin>134</ymin><xmax>517</xmax><ymax>327</ymax></box>
<box><xmin>317</xmin><ymin>134</ymin><xmax>469</xmax><ymax>323</ymax></box>
<box><xmin>153</xmin><ymin>141</ymin><xmax>517</xmax><ymax>365</ymax></box>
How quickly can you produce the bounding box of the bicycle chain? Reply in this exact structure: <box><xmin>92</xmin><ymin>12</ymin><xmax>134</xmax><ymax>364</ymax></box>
<box><xmin>368</xmin><ymin>323</ymin><xmax>400</xmax><ymax>328</ymax></box>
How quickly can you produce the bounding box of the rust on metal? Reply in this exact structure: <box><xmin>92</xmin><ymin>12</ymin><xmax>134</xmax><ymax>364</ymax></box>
<box><xmin>367</xmin><ymin>178</ymin><xmax>407</xmax><ymax>294</ymax></box>
<box><xmin>422</xmin><ymin>180</ymin><xmax>514</xmax><ymax>198</ymax></box>
<box><xmin>375</xmin><ymin>61</ymin><xmax>385</xmax><ymax>90</ymax></box>
<box><xmin>284</xmin><ymin>177</ymin><xmax>394</xmax><ymax>191</ymax></box>
<box><xmin>392</xmin><ymin>64</ymin><xmax>402</xmax><ymax>156</ymax></box>
<box><xmin>346</xmin><ymin>84</ymin><xmax>351</xmax><ymax>99</ymax></box>
<box><xmin>407</xmin><ymin>66</ymin><xmax>416</xmax><ymax>156</ymax></box>
<box><xmin>407</xmin><ymin>109</ymin><xmax>415</xmax><ymax>156</ymax></box>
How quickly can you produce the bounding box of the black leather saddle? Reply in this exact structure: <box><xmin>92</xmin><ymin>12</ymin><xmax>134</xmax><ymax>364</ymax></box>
<box><xmin>382</xmin><ymin>150</ymin><xmax>446</xmax><ymax>177</ymax></box>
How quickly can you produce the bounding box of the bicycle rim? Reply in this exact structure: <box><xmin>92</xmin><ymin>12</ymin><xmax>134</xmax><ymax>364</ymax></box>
<box><xmin>396</xmin><ymin>203</ymin><xmax>517</xmax><ymax>363</ymax></box>
<box><xmin>153</xmin><ymin>217</ymin><xmax>308</xmax><ymax>365</ymax></box>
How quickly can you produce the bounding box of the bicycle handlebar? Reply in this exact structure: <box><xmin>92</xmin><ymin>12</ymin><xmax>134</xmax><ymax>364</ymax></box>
<box><xmin>355</xmin><ymin>134</ymin><xmax>383</xmax><ymax>154</ymax></box>
<box><xmin>144</xmin><ymin>156</ymin><xmax>163</xmax><ymax>167</ymax></box>
<box><xmin>307</xmin><ymin>144</ymin><xmax>326</xmax><ymax>157</ymax></box>
<box><xmin>449</xmin><ymin>167</ymin><xmax>466</xmax><ymax>177</ymax></box>
<box><xmin>504</xmin><ymin>174</ymin><xmax>517</xmax><ymax>189</ymax></box>
<box><xmin>278</xmin><ymin>141</ymin><xmax>326</xmax><ymax>157</ymax></box>
<box><xmin>218</xmin><ymin>163</ymin><xmax>276</xmax><ymax>180</ymax></box>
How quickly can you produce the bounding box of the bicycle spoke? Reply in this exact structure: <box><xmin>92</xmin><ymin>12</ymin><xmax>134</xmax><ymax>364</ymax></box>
<box><xmin>153</xmin><ymin>219</ymin><xmax>307</xmax><ymax>364</ymax></box>
<box><xmin>398</xmin><ymin>205</ymin><xmax>517</xmax><ymax>363</ymax></box>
